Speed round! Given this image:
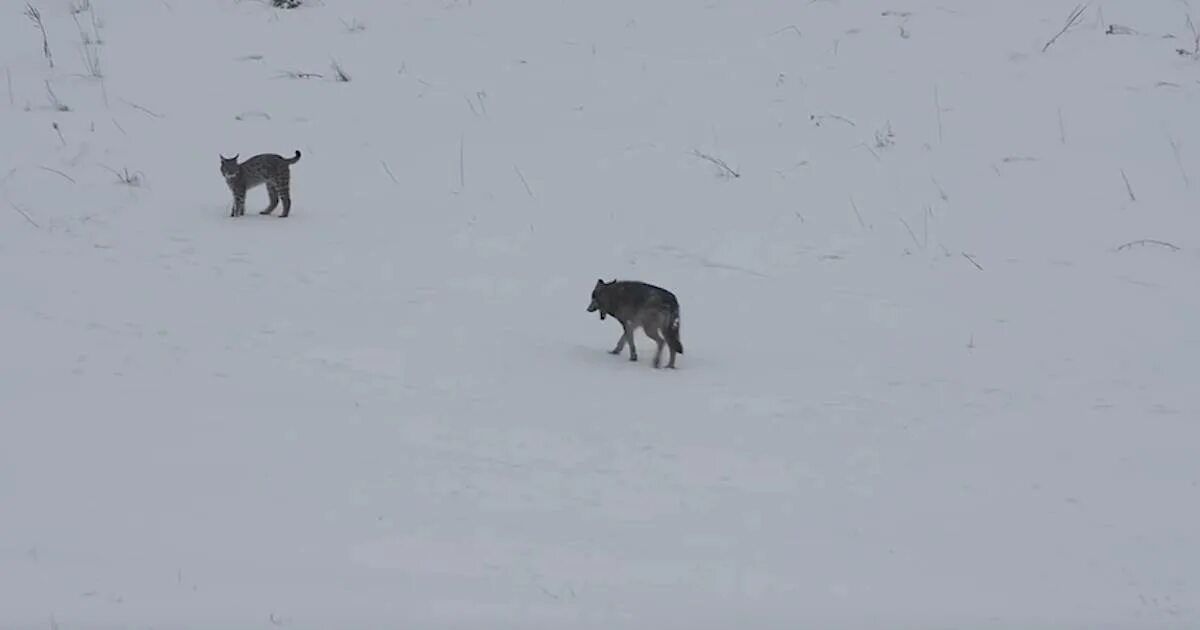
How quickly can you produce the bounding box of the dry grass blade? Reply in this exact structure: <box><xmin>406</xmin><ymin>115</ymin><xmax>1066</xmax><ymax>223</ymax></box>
<box><xmin>274</xmin><ymin>70</ymin><xmax>324</xmax><ymax>80</ymax></box>
<box><xmin>38</xmin><ymin>166</ymin><xmax>76</xmax><ymax>183</ymax></box>
<box><xmin>1183</xmin><ymin>14</ymin><xmax>1200</xmax><ymax>58</ymax></box>
<box><xmin>381</xmin><ymin>160</ymin><xmax>399</xmax><ymax>184</ymax></box>
<box><xmin>767</xmin><ymin>25</ymin><xmax>801</xmax><ymax>38</ymax></box>
<box><xmin>1120</xmin><ymin>169</ymin><xmax>1135</xmax><ymax>202</ymax></box>
<box><xmin>692</xmin><ymin>150</ymin><xmax>741</xmax><ymax>178</ymax></box>
<box><xmin>72</xmin><ymin>6</ymin><xmax>104</xmax><ymax>78</ymax></box>
<box><xmin>810</xmin><ymin>113</ymin><xmax>856</xmax><ymax>127</ymax></box>
<box><xmin>100</xmin><ymin>165</ymin><xmax>144</xmax><ymax>186</ymax></box>
<box><xmin>44</xmin><ymin>81</ymin><xmax>69</xmax><ymax>112</ymax></box>
<box><xmin>122</xmin><ymin>99</ymin><xmax>163</xmax><ymax>118</ymax></box>
<box><xmin>3</xmin><ymin>190</ymin><xmax>40</xmax><ymax>228</ymax></box>
<box><xmin>234</xmin><ymin>110</ymin><xmax>271</xmax><ymax>121</ymax></box>
<box><xmin>330</xmin><ymin>59</ymin><xmax>351</xmax><ymax>82</ymax></box>
<box><xmin>514</xmin><ymin>166</ymin><xmax>535</xmax><ymax>198</ymax></box>
<box><xmin>1115</xmin><ymin>239</ymin><xmax>1179</xmax><ymax>252</ymax></box>
<box><xmin>26</xmin><ymin>4</ymin><xmax>54</xmax><ymax>69</ymax></box>
<box><xmin>1167</xmin><ymin>134</ymin><xmax>1190</xmax><ymax>189</ymax></box>
<box><xmin>1042</xmin><ymin>3</ymin><xmax>1089</xmax><ymax>53</ymax></box>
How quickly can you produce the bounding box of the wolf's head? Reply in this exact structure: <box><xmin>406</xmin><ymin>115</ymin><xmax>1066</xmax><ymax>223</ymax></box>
<box><xmin>219</xmin><ymin>154</ymin><xmax>240</xmax><ymax>183</ymax></box>
<box><xmin>587</xmin><ymin>278</ymin><xmax>616</xmax><ymax>319</ymax></box>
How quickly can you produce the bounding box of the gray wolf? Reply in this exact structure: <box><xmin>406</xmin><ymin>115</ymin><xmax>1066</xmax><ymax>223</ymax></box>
<box><xmin>587</xmin><ymin>278</ymin><xmax>683</xmax><ymax>368</ymax></box>
<box><xmin>219</xmin><ymin>150</ymin><xmax>301</xmax><ymax>218</ymax></box>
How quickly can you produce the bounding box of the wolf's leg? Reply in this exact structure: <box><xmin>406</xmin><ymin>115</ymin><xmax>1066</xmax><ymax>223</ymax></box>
<box><xmin>623</xmin><ymin>321</ymin><xmax>638</xmax><ymax>361</ymax></box>
<box><xmin>610</xmin><ymin>331</ymin><xmax>627</xmax><ymax>355</ymax></box>
<box><xmin>644</xmin><ymin>326</ymin><xmax>666</xmax><ymax>368</ymax></box>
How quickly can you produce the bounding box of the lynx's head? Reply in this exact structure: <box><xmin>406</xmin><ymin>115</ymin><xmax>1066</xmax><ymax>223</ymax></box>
<box><xmin>219</xmin><ymin>154</ymin><xmax>240</xmax><ymax>182</ymax></box>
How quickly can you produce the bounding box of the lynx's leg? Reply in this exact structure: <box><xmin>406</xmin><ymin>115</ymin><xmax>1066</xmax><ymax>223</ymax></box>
<box><xmin>232</xmin><ymin>189</ymin><xmax>246</xmax><ymax>217</ymax></box>
<box><xmin>279</xmin><ymin>178</ymin><xmax>292</xmax><ymax>218</ymax></box>
<box><xmin>643</xmin><ymin>325</ymin><xmax>667</xmax><ymax>368</ymax></box>
<box><xmin>261</xmin><ymin>184</ymin><xmax>279</xmax><ymax>215</ymax></box>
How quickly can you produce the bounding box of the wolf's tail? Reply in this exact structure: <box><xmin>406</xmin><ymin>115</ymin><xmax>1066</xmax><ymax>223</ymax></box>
<box><xmin>665</xmin><ymin>305</ymin><xmax>683</xmax><ymax>354</ymax></box>
<box><xmin>287</xmin><ymin>150</ymin><xmax>302</xmax><ymax>164</ymax></box>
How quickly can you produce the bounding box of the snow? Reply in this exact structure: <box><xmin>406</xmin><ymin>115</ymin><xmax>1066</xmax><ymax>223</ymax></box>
<box><xmin>1</xmin><ymin>0</ymin><xmax>1198</xmax><ymax>627</ymax></box>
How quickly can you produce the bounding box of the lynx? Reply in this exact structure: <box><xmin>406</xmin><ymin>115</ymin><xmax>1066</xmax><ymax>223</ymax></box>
<box><xmin>219</xmin><ymin>150</ymin><xmax>301</xmax><ymax>218</ymax></box>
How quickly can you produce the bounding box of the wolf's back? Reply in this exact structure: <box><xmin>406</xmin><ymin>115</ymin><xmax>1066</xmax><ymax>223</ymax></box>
<box><xmin>610</xmin><ymin>280</ymin><xmax>683</xmax><ymax>354</ymax></box>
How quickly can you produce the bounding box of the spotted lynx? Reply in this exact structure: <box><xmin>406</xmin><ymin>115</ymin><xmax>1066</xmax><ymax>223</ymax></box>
<box><xmin>219</xmin><ymin>150</ymin><xmax>301</xmax><ymax>218</ymax></box>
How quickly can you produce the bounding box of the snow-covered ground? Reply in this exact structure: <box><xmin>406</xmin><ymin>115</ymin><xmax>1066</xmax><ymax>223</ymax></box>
<box><xmin>1</xmin><ymin>0</ymin><xmax>1198</xmax><ymax>628</ymax></box>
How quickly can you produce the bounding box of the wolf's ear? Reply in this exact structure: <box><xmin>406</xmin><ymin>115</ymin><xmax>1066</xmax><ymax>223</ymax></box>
<box><xmin>596</xmin><ymin>278</ymin><xmax>605</xmax><ymax>287</ymax></box>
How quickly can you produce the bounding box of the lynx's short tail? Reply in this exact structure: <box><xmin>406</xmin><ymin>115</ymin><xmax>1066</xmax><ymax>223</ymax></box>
<box><xmin>665</xmin><ymin>306</ymin><xmax>683</xmax><ymax>354</ymax></box>
<box><xmin>287</xmin><ymin>150</ymin><xmax>302</xmax><ymax>164</ymax></box>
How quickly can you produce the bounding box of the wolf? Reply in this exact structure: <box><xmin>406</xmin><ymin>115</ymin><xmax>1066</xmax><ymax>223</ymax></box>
<box><xmin>587</xmin><ymin>278</ymin><xmax>683</xmax><ymax>369</ymax></box>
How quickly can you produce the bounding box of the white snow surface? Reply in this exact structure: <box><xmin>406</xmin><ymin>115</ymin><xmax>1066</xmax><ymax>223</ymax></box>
<box><xmin>2</xmin><ymin>0</ymin><xmax>1198</xmax><ymax>628</ymax></box>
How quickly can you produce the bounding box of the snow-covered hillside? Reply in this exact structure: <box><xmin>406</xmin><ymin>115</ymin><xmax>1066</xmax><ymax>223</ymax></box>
<box><xmin>2</xmin><ymin>0</ymin><xmax>1198</xmax><ymax>628</ymax></box>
